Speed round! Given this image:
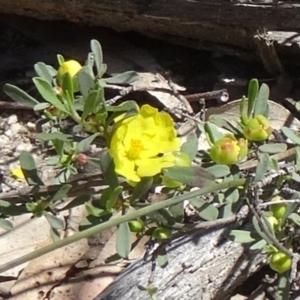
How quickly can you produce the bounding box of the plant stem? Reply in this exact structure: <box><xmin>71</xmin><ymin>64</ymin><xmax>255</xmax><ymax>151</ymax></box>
<box><xmin>0</xmin><ymin>178</ymin><xmax>245</xmax><ymax>274</ymax></box>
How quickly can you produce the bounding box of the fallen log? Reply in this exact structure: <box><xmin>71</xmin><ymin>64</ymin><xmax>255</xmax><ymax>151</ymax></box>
<box><xmin>93</xmin><ymin>215</ymin><xmax>266</xmax><ymax>300</ymax></box>
<box><xmin>0</xmin><ymin>1</ymin><xmax>300</xmax><ymax>65</ymax></box>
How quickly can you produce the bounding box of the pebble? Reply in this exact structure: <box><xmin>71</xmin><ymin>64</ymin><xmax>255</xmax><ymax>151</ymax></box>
<box><xmin>7</xmin><ymin>115</ymin><xmax>18</xmax><ymax>125</ymax></box>
<box><xmin>15</xmin><ymin>143</ymin><xmax>33</xmax><ymax>153</ymax></box>
<box><xmin>26</xmin><ymin>122</ymin><xmax>36</xmax><ymax>130</ymax></box>
<box><xmin>4</xmin><ymin>129</ymin><xmax>12</xmax><ymax>137</ymax></box>
<box><xmin>0</xmin><ymin>135</ymin><xmax>10</xmax><ymax>148</ymax></box>
<box><xmin>10</xmin><ymin>123</ymin><xmax>23</xmax><ymax>135</ymax></box>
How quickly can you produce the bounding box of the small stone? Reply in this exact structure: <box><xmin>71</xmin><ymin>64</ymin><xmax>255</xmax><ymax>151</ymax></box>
<box><xmin>15</xmin><ymin>143</ymin><xmax>33</xmax><ymax>153</ymax></box>
<box><xmin>0</xmin><ymin>135</ymin><xmax>10</xmax><ymax>148</ymax></box>
<box><xmin>26</xmin><ymin>122</ymin><xmax>36</xmax><ymax>130</ymax></box>
<box><xmin>10</xmin><ymin>123</ymin><xmax>23</xmax><ymax>135</ymax></box>
<box><xmin>7</xmin><ymin>115</ymin><xmax>18</xmax><ymax>125</ymax></box>
<box><xmin>4</xmin><ymin>129</ymin><xmax>12</xmax><ymax>137</ymax></box>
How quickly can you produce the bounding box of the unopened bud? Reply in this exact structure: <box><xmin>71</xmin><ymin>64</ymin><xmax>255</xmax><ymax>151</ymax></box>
<box><xmin>243</xmin><ymin>115</ymin><xmax>272</xmax><ymax>141</ymax></box>
<box><xmin>210</xmin><ymin>135</ymin><xmax>248</xmax><ymax>165</ymax></box>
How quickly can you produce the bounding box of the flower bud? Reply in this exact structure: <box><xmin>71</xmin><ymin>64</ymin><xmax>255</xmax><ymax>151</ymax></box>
<box><xmin>76</xmin><ymin>153</ymin><xmax>89</xmax><ymax>166</ymax></box>
<box><xmin>269</xmin><ymin>196</ymin><xmax>287</xmax><ymax>219</ymax></box>
<box><xmin>152</xmin><ymin>227</ymin><xmax>172</xmax><ymax>240</ymax></box>
<box><xmin>57</xmin><ymin>60</ymin><xmax>82</xmax><ymax>92</ymax></box>
<box><xmin>265</xmin><ymin>216</ymin><xmax>279</xmax><ymax>233</ymax></box>
<box><xmin>128</xmin><ymin>220</ymin><xmax>144</xmax><ymax>233</ymax></box>
<box><xmin>269</xmin><ymin>252</ymin><xmax>292</xmax><ymax>274</ymax></box>
<box><xmin>210</xmin><ymin>136</ymin><xmax>248</xmax><ymax>165</ymax></box>
<box><xmin>243</xmin><ymin>115</ymin><xmax>272</xmax><ymax>141</ymax></box>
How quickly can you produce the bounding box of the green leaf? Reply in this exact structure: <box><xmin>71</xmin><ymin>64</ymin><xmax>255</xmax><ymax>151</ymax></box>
<box><xmin>198</xmin><ymin>203</ymin><xmax>218</xmax><ymax>221</ymax></box>
<box><xmin>206</xmin><ymin>164</ymin><xmax>230</xmax><ymax>178</ymax></box>
<box><xmin>34</xmin><ymin>62</ymin><xmax>55</xmax><ymax>83</ymax></box>
<box><xmin>50</xmin><ymin>227</ymin><xmax>60</xmax><ymax>242</ymax></box>
<box><xmin>189</xmin><ymin>197</ymin><xmax>218</xmax><ymax>221</ymax></box>
<box><xmin>249</xmin><ymin>239</ymin><xmax>267</xmax><ymax>250</ymax></box>
<box><xmin>85</xmin><ymin>203</ymin><xmax>106</xmax><ymax>217</ymax></box>
<box><xmin>254</xmin><ymin>83</ymin><xmax>269</xmax><ymax>116</ymax></box>
<box><xmin>57</xmin><ymin>54</ymin><xmax>65</xmax><ymax>65</ymax></box>
<box><xmin>252</xmin><ymin>215</ymin><xmax>274</xmax><ymax>245</ymax></box>
<box><xmin>282</xmin><ymin>127</ymin><xmax>300</xmax><ymax>145</ymax></box>
<box><xmin>76</xmin><ymin>133</ymin><xmax>100</xmax><ymax>153</ymax></box>
<box><xmin>54</xmin><ymin>168</ymin><xmax>71</xmax><ymax>184</ymax></box>
<box><xmin>45</xmin><ymin>212</ymin><xmax>65</xmax><ymax>230</ymax></box>
<box><xmin>34</xmin><ymin>102</ymin><xmax>50</xmax><ymax>111</ymax></box>
<box><xmin>20</xmin><ymin>151</ymin><xmax>44</xmax><ymax>186</ymax></box>
<box><xmin>228</xmin><ymin>230</ymin><xmax>256</xmax><ymax>243</ymax></box>
<box><xmin>80</xmin><ymin>214</ymin><xmax>112</xmax><ymax>230</ymax></box>
<box><xmin>132</xmin><ymin>177</ymin><xmax>153</xmax><ymax>201</ymax></box>
<box><xmin>181</xmin><ymin>132</ymin><xmax>198</xmax><ymax>161</ymax></box>
<box><xmin>4</xmin><ymin>84</ymin><xmax>39</xmax><ymax>108</ymax></box>
<box><xmin>276</xmin><ymin>273</ymin><xmax>290</xmax><ymax>300</ymax></box>
<box><xmin>50</xmin><ymin>184</ymin><xmax>72</xmax><ymax>203</ymax></box>
<box><xmin>0</xmin><ymin>200</ymin><xmax>27</xmax><ymax>216</ymax></box>
<box><xmin>288</xmin><ymin>213</ymin><xmax>300</xmax><ymax>226</ymax></box>
<box><xmin>157</xmin><ymin>249</ymin><xmax>168</xmax><ymax>268</ymax></box>
<box><xmin>0</xmin><ymin>219</ymin><xmax>13</xmax><ymax>231</ymax></box>
<box><xmin>295</xmin><ymin>147</ymin><xmax>300</xmax><ymax>170</ymax></box>
<box><xmin>149</xmin><ymin>209</ymin><xmax>175</xmax><ymax>226</ymax></box>
<box><xmin>239</xmin><ymin>96</ymin><xmax>248</xmax><ymax>125</ymax></box>
<box><xmin>224</xmin><ymin>187</ymin><xmax>239</xmax><ymax>203</ymax></box>
<box><xmin>52</xmin><ymin>139</ymin><xmax>65</xmax><ymax>156</ymax></box>
<box><xmin>107</xmin><ymin>101</ymin><xmax>138</xmax><ymax>113</ymax></box>
<box><xmin>259</xmin><ymin>143</ymin><xmax>287</xmax><ymax>154</ymax></box>
<box><xmin>82</xmin><ymin>88</ymin><xmax>105</xmax><ymax>121</ymax></box>
<box><xmin>32</xmin><ymin>77</ymin><xmax>68</xmax><ymax>113</ymax></box>
<box><xmin>35</xmin><ymin>132</ymin><xmax>73</xmax><ymax>142</ymax></box>
<box><xmin>99</xmin><ymin>150</ymin><xmax>119</xmax><ymax>189</ymax></box>
<box><xmin>168</xmin><ymin>202</ymin><xmax>184</xmax><ymax>223</ymax></box>
<box><xmin>207</xmin><ymin>115</ymin><xmax>241</xmax><ymax>135</ymax></box>
<box><xmin>204</xmin><ymin>122</ymin><xmax>224</xmax><ymax>144</ymax></box>
<box><xmin>254</xmin><ymin>152</ymin><xmax>269</xmax><ymax>183</ymax></box>
<box><xmin>163</xmin><ymin>166</ymin><xmax>215</xmax><ymax>188</ymax></box>
<box><xmin>104</xmin><ymin>71</ymin><xmax>139</xmax><ymax>84</ymax></box>
<box><xmin>77</xmin><ymin>66</ymin><xmax>95</xmax><ymax>97</ymax></box>
<box><xmin>61</xmin><ymin>71</ymin><xmax>74</xmax><ymax>97</ymax></box>
<box><xmin>219</xmin><ymin>201</ymin><xmax>234</xmax><ymax>218</ymax></box>
<box><xmin>116</xmin><ymin>222</ymin><xmax>131</xmax><ymax>259</ymax></box>
<box><xmin>105</xmin><ymin>186</ymin><xmax>123</xmax><ymax>211</ymax></box>
<box><xmin>269</xmin><ymin>158</ymin><xmax>279</xmax><ymax>171</ymax></box>
<box><xmin>91</xmin><ymin>39</ymin><xmax>103</xmax><ymax>76</ymax></box>
<box><xmin>247</xmin><ymin>79</ymin><xmax>259</xmax><ymax>117</ymax></box>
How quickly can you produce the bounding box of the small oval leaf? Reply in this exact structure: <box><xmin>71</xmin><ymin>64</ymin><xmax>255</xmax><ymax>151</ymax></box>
<box><xmin>228</xmin><ymin>230</ymin><xmax>256</xmax><ymax>243</ymax></box>
<box><xmin>116</xmin><ymin>222</ymin><xmax>131</xmax><ymax>259</ymax></box>
<box><xmin>45</xmin><ymin>212</ymin><xmax>65</xmax><ymax>230</ymax></box>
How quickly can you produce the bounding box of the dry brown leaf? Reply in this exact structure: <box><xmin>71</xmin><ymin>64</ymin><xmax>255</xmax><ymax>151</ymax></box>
<box><xmin>9</xmin><ymin>237</ymin><xmax>89</xmax><ymax>299</ymax></box>
<box><xmin>48</xmin><ymin>231</ymin><xmax>148</xmax><ymax>300</ymax></box>
<box><xmin>0</xmin><ymin>214</ymin><xmax>51</xmax><ymax>278</ymax></box>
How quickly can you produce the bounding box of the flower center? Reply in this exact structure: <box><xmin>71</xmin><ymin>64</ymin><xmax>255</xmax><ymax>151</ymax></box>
<box><xmin>127</xmin><ymin>139</ymin><xmax>144</xmax><ymax>160</ymax></box>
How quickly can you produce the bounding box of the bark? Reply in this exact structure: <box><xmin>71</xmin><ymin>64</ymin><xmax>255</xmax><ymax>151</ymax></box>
<box><xmin>0</xmin><ymin>1</ymin><xmax>300</xmax><ymax>59</ymax></box>
<box><xmin>93</xmin><ymin>222</ymin><xmax>265</xmax><ymax>300</ymax></box>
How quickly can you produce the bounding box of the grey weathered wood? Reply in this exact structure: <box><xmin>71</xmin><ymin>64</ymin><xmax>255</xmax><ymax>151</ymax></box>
<box><xmin>94</xmin><ymin>224</ymin><xmax>265</xmax><ymax>300</ymax></box>
<box><xmin>1</xmin><ymin>1</ymin><xmax>300</xmax><ymax>56</ymax></box>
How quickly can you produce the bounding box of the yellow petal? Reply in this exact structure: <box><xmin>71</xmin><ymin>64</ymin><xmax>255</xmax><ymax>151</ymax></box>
<box><xmin>11</xmin><ymin>168</ymin><xmax>25</xmax><ymax>179</ymax></box>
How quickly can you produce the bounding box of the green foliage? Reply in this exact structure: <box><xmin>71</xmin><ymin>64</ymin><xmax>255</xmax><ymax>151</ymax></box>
<box><xmin>2</xmin><ymin>38</ymin><xmax>298</xmax><ymax>299</ymax></box>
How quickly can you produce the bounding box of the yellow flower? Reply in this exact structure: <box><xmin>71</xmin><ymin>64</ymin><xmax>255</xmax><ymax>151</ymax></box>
<box><xmin>11</xmin><ymin>168</ymin><xmax>25</xmax><ymax>179</ymax></box>
<box><xmin>57</xmin><ymin>60</ymin><xmax>82</xmax><ymax>79</ymax></box>
<box><xmin>109</xmin><ymin>105</ymin><xmax>181</xmax><ymax>183</ymax></box>
<box><xmin>57</xmin><ymin>60</ymin><xmax>82</xmax><ymax>92</ymax></box>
